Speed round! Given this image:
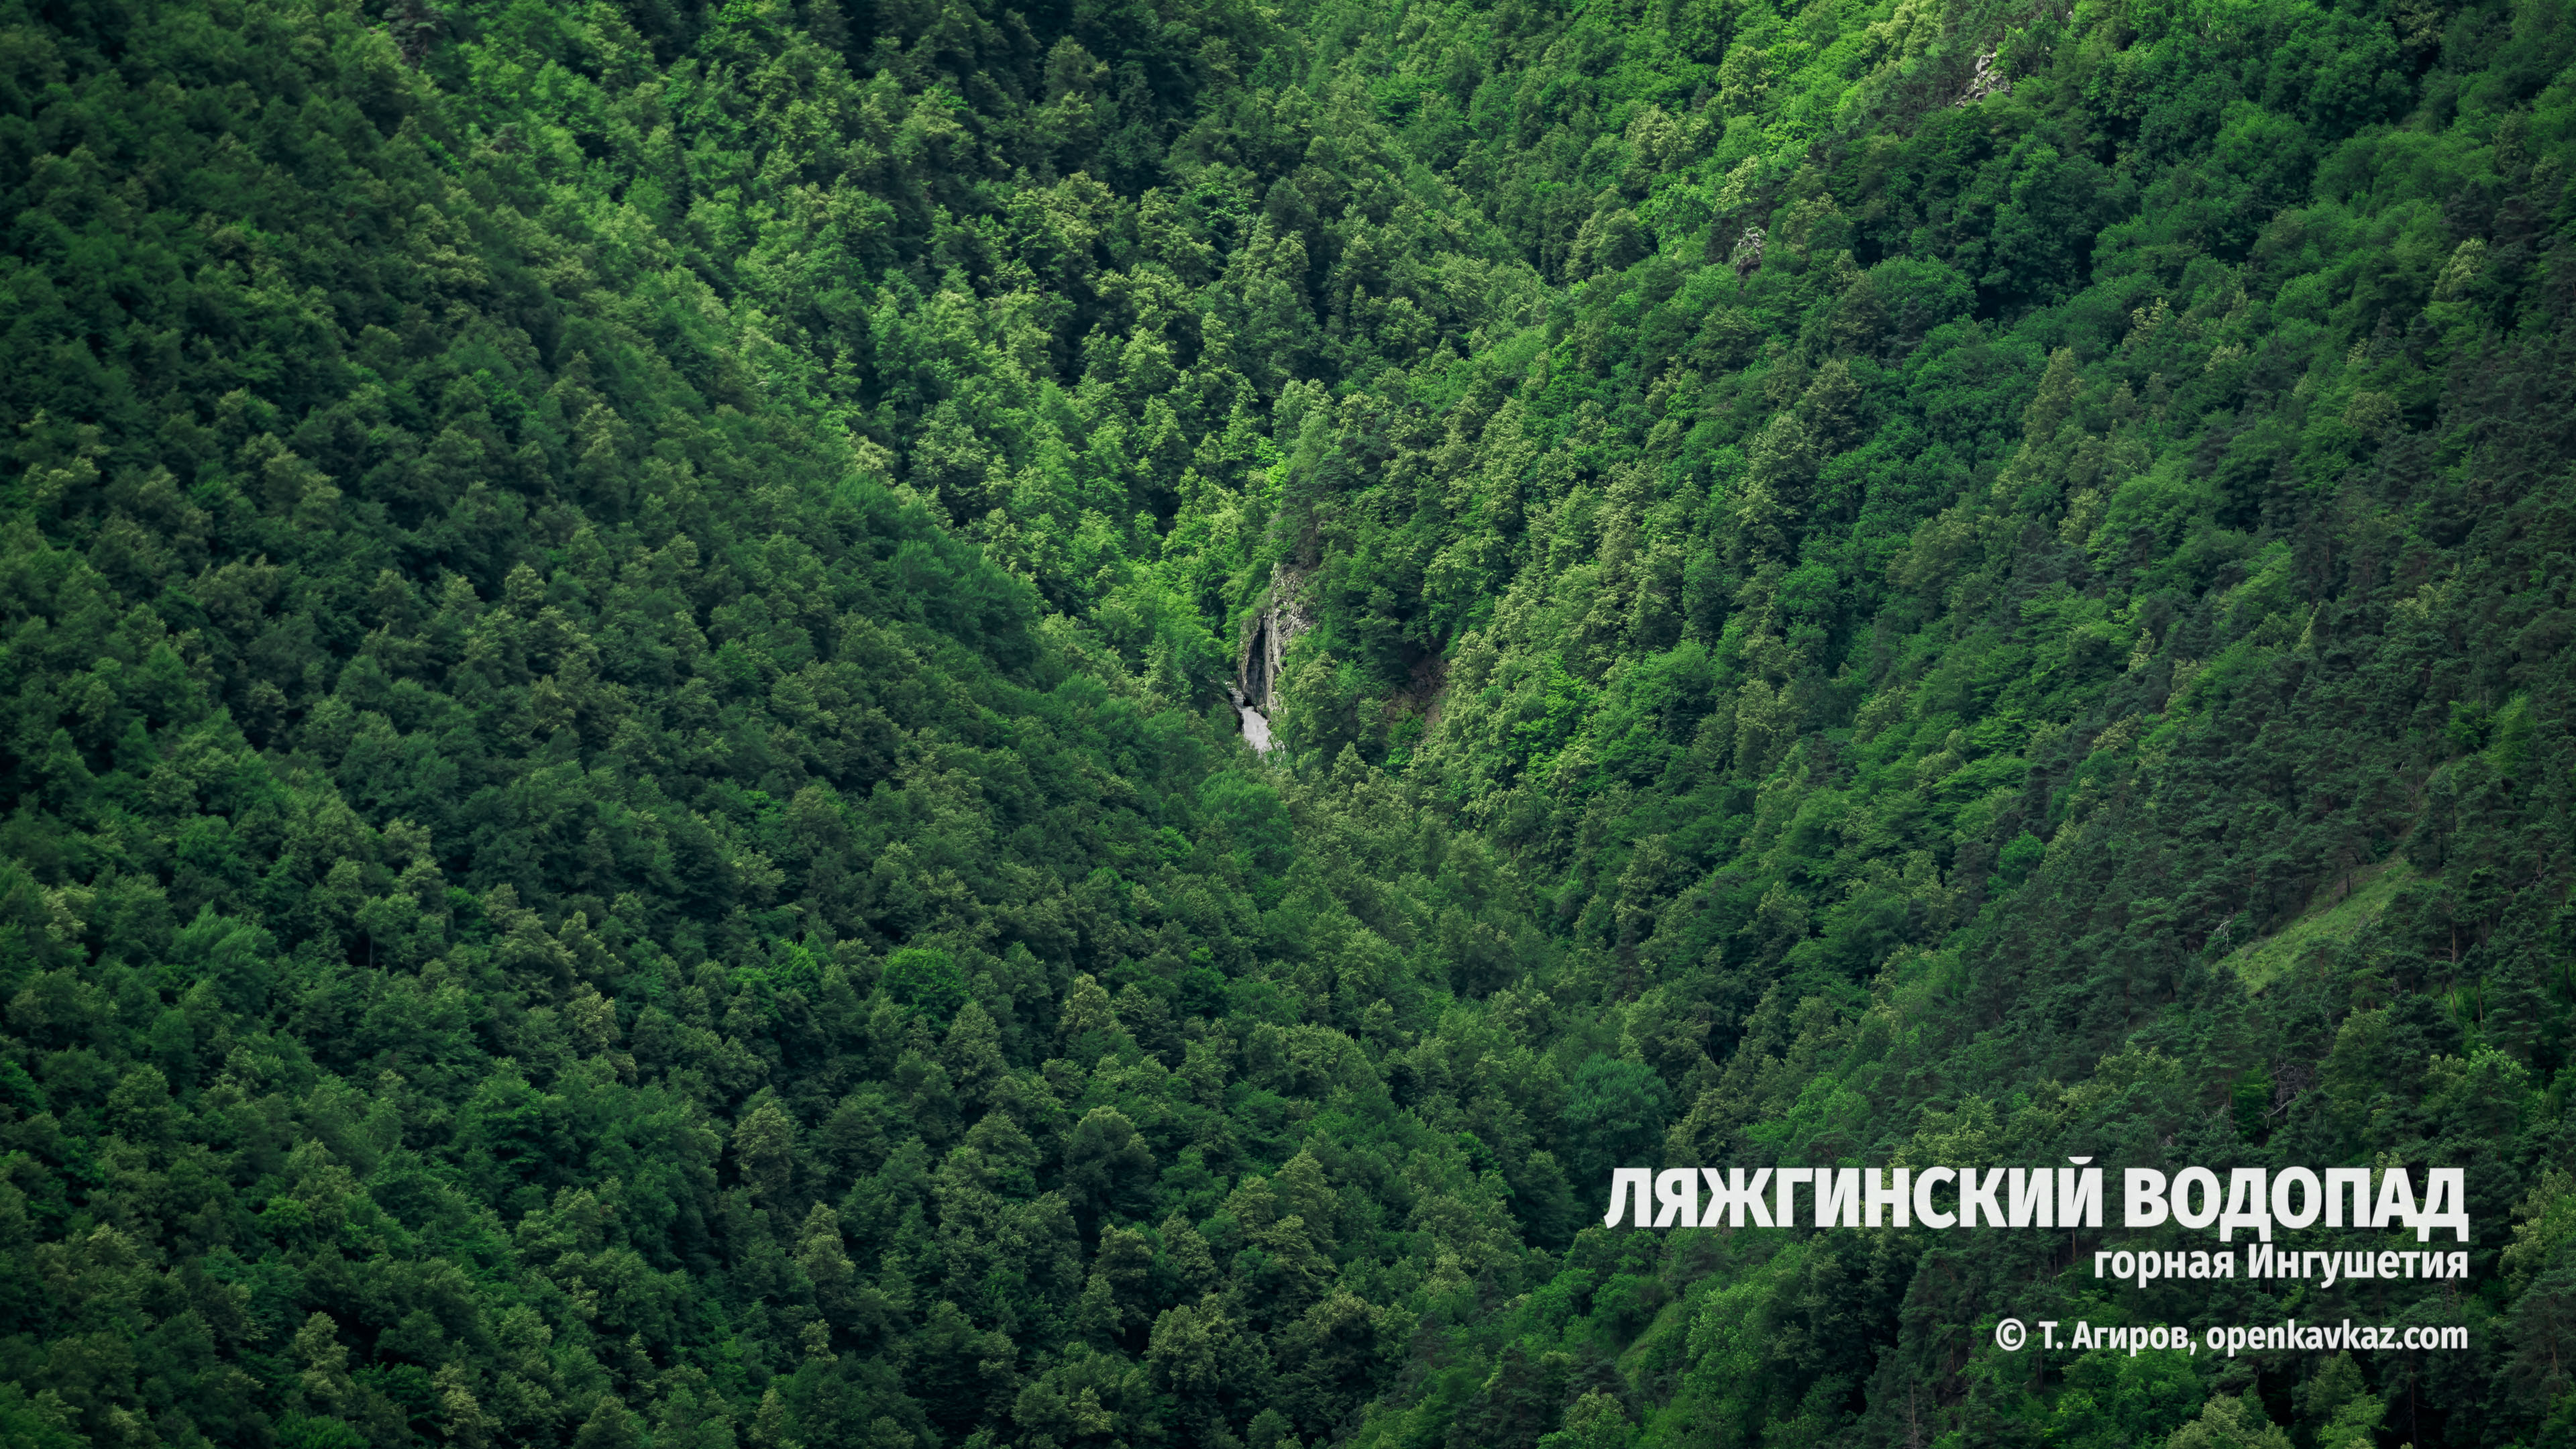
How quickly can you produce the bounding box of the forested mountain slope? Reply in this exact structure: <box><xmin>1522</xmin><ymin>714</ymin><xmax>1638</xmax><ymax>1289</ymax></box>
<box><xmin>0</xmin><ymin>0</ymin><xmax>2571</xmax><ymax>1447</ymax></box>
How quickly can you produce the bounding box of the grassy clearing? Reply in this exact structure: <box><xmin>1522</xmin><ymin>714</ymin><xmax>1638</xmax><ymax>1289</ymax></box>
<box><xmin>2225</xmin><ymin>857</ymin><xmax>2417</xmax><ymax>994</ymax></box>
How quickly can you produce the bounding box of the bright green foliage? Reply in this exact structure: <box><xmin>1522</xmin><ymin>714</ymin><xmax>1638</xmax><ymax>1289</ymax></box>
<box><xmin>882</xmin><ymin>947</ymin><xmax>968</xmax><ymax>1025</ymax></box>
<box><xmin>0</xmin><ymin>0</ymin><xmax>2572</xmax><ymax>1444</ymax></box>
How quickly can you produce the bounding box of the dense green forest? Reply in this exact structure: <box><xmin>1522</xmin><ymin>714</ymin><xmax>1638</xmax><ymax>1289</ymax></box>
<box><xmin>2</xmin><ymin>0</ymin><xmax>2573</xmax><ymax>1444</ymax></box>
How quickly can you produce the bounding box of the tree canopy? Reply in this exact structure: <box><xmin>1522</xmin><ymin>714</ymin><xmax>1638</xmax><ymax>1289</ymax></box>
<box><xmin>1</xmin><ymin>0</ymin><xmax>2573</xmax><ymax>1445</ymax></box>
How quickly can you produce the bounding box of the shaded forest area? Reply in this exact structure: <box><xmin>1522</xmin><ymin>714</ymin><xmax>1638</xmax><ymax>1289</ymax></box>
<box><xmin>1</xmin><ymin>0</ymin><xmax>2573</xmax><ymax>1446</ymax></box>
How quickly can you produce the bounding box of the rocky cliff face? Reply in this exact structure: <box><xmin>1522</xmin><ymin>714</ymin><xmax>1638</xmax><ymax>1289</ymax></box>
<box><xmin>1229</xmin><ymin>564</ymin><xmax>1308</xmax><ymax>749</ymax></box>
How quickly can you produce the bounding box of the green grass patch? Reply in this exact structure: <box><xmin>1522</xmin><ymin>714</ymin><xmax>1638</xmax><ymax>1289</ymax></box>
<box><xmin>2222</xmin><ymin>857</ymin><xmax>2416</xmax><ymax>994</ymax></box>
